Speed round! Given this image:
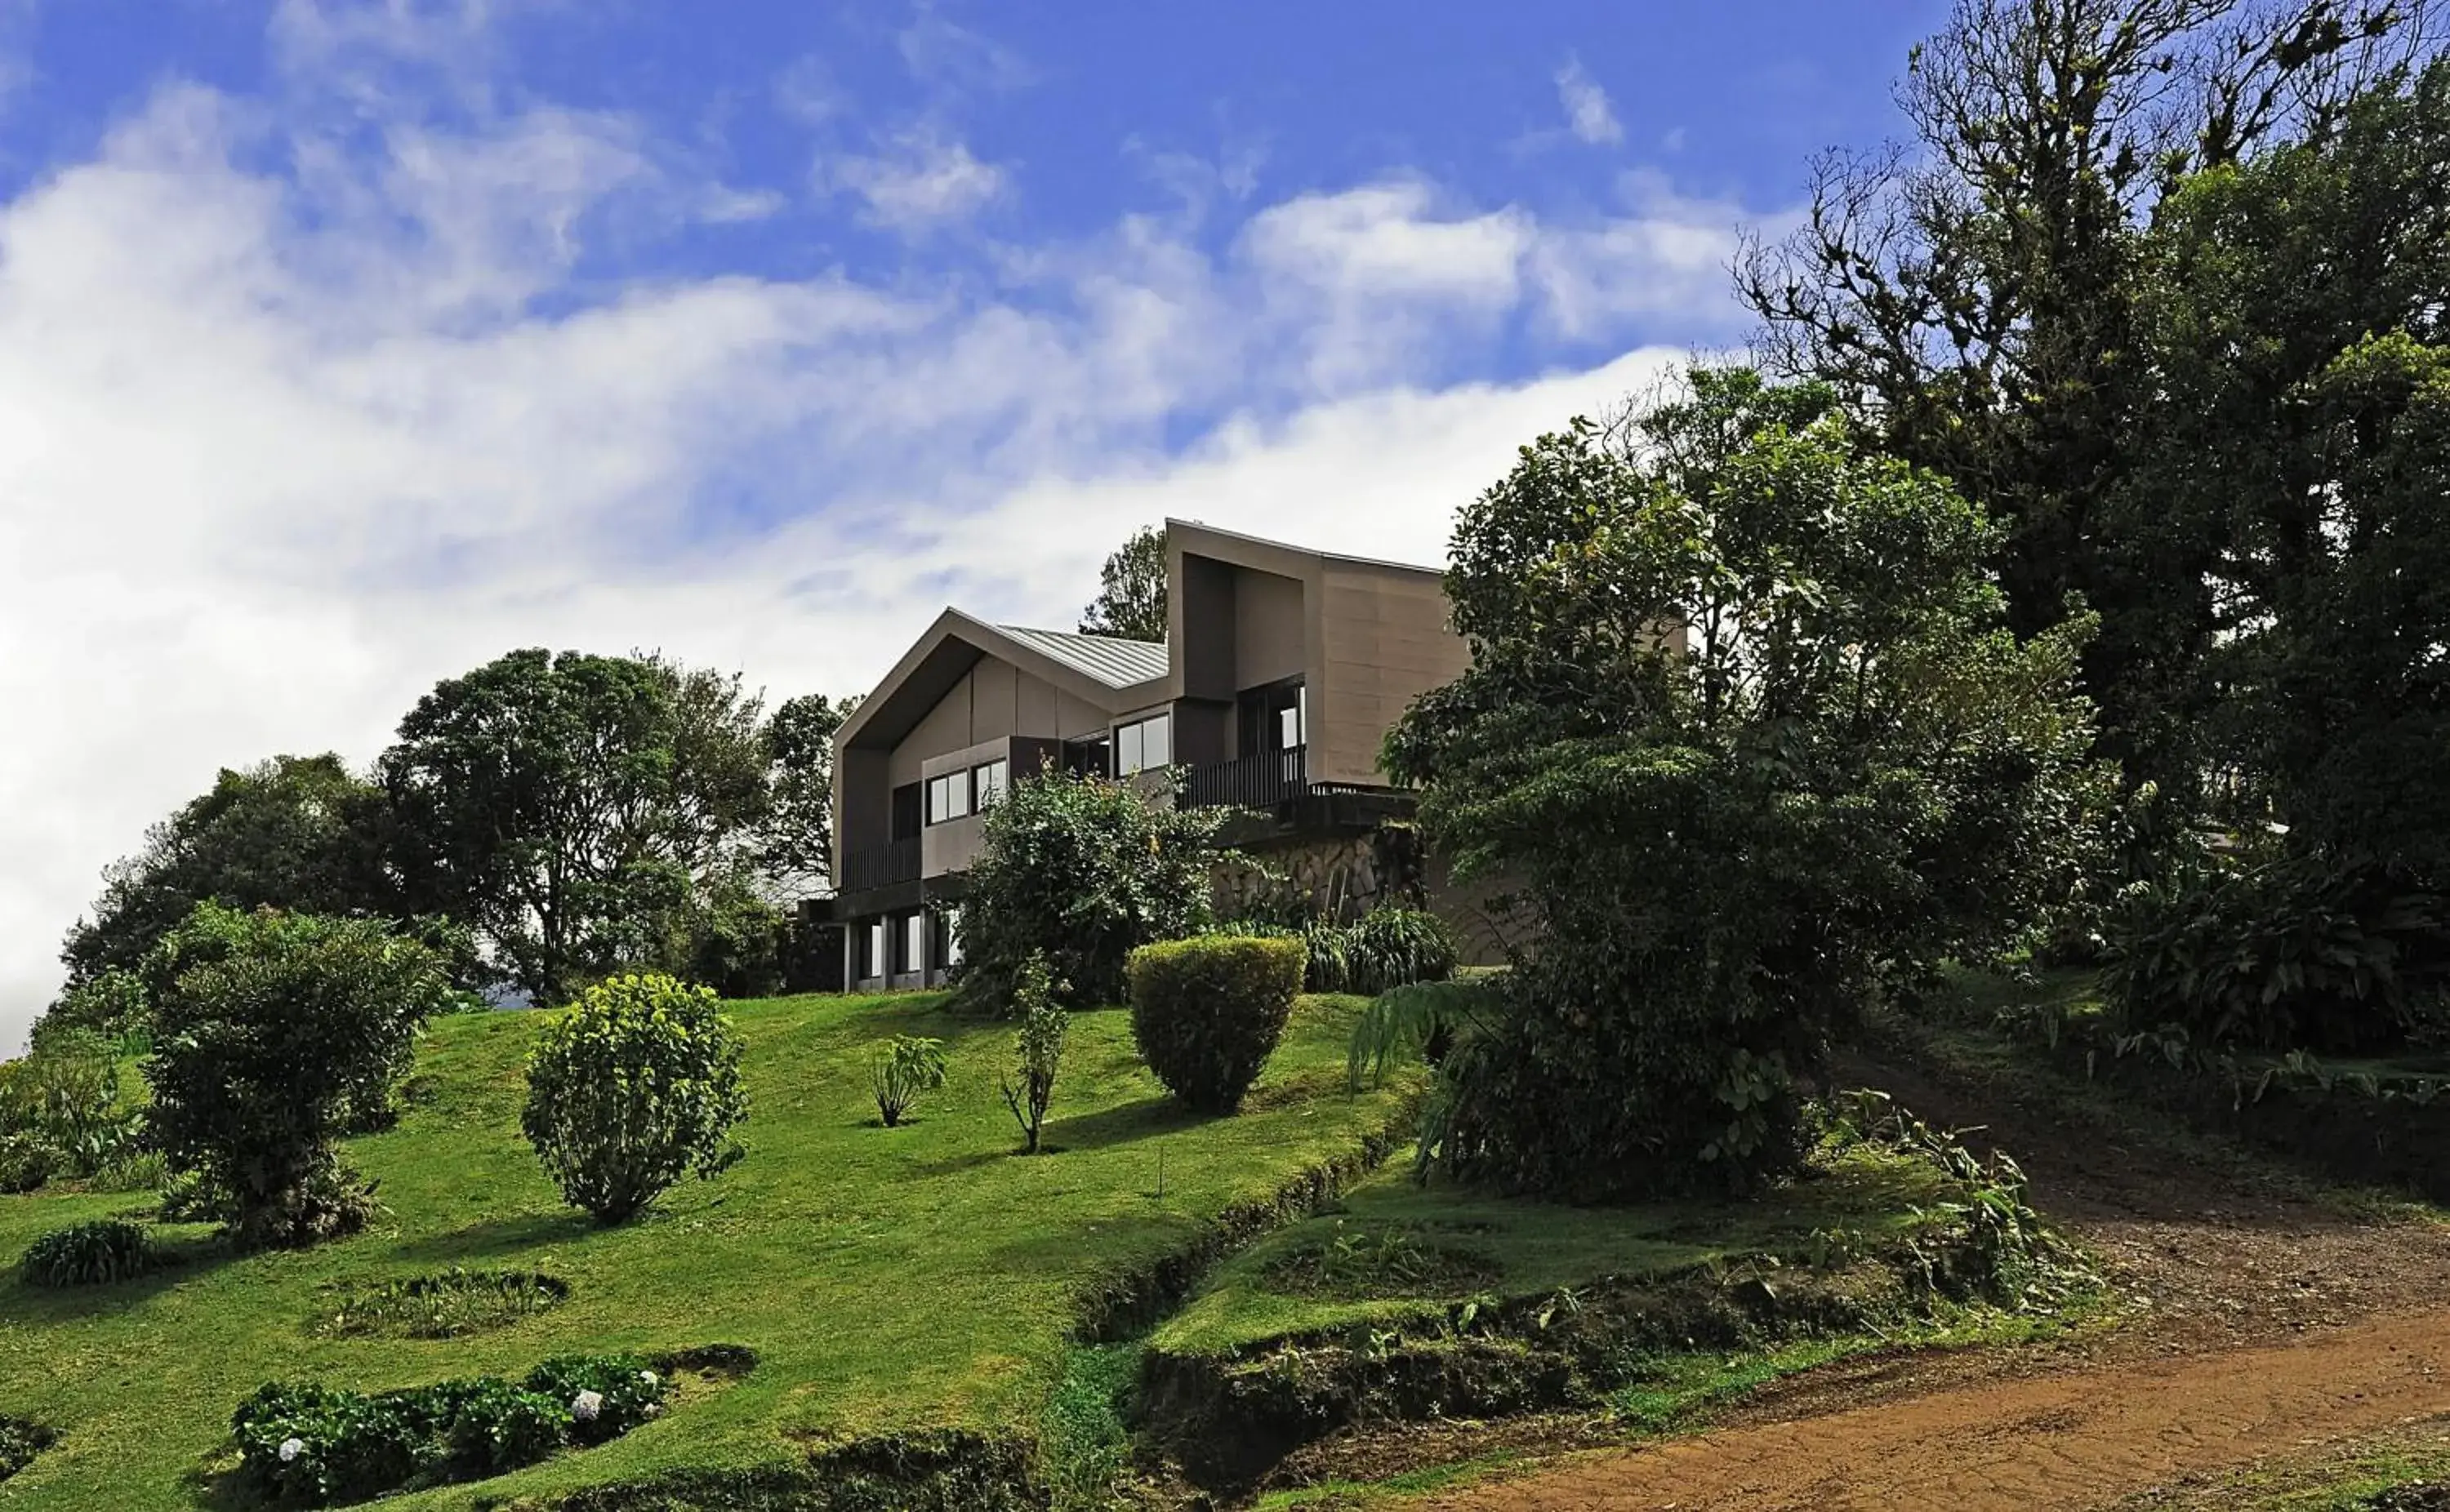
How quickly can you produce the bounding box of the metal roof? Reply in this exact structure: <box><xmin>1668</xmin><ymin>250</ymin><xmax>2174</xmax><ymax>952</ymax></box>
<box><xmin>996</xmin><ymin>625</ymin><xmax>1169</xmax><ymax>688</ymax></box>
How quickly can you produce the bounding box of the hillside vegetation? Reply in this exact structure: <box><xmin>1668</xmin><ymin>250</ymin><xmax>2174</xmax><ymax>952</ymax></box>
<box><xmin>0</xmin><ymin>992</ymin><xmax>1411</xmax><ymax>1509</ymax></box>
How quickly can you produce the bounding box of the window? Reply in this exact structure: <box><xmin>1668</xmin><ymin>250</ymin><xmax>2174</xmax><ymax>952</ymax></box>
<box><xmin>1116</xmin><ymin>712</ymin><xmax>1172</xmax><ymax>775</ymax></box>
<box><xmin>902</xmin><ymin>913</ymin><xmax>927</xmax><ymax>976</ymax></box>
<box><xmin>865</xmin><ymin>918</ymin><xmax>887</xmax><ymax>981</ymax></box>
<box><xmin>973</xmin><ymin>758</ymin><xmax>1009</xmax><ymax>809</ymax></box>
<box><xmin>1239</xmin><ymin>679</ymin><xmax>1306</xmax><ymax>757</ymax></box>
<box><xmin>925</xmin><ymin>769</ymin><xmax>970</xmax><ymax>824</ymax></box>
<box><xmin>940</xmin><ymin>905</ymin><xmax>964</xmax><ymax>968</ymax></box>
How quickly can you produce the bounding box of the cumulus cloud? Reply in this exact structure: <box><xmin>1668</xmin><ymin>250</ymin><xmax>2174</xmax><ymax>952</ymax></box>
<box><xmin>0</xmin><ymin>33</ymin><xmax>1773</xmax><ymax>1049</ymax></box>
<box><xmin>1555</xmin><ymin>56</ymin><xmax>1624</xmax><ymax>146</ymax></box>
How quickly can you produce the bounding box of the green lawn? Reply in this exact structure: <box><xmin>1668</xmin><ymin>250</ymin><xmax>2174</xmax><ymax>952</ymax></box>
<box><xmin>1153</xmin><ymin>1144</ymin><xmax>1958</xmax><ymax>1359</ymax></box>
<box><xmin>0</xmin><ymin>991</ymin><xmax>1410</xmax><ymax>1510</ymax></box>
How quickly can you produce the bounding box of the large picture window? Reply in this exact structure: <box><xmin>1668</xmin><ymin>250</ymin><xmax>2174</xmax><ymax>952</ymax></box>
<box><xmin>1115</xmin><ymin>712</ymin><xmax>1172</xmax><ymax>775</ymax></box>
<box><xmin>925</xmin><ymin>769</ymin><xmax>970</xmax><ymax>824</ymax></box>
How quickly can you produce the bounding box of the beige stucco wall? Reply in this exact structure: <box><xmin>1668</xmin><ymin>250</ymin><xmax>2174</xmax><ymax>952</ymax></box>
<box><xmin>888</xmin><ymin>660</ymin><xmax>1087</xmax><ymax>785</ymax></box>
<box><xmin>1232</xmin><ymin>566</ymin><xmax>1307</xmax><ymax>691</ymax></box>
<box><xmin>1313</xmin><ymin>561</ymin><xmax>1469</xmax><ymax>785</ymax></box>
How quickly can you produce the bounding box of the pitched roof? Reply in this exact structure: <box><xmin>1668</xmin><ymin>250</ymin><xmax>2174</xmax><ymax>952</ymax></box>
<box><xmin>995</xmin><ymin>625</ymin><xmax>1169</xmax><ymax>689</ymax></box>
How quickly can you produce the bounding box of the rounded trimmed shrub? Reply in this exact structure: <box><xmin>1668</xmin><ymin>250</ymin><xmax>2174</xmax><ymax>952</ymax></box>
<box><xmin>1127</xmin><ymin>936</ymin><xmax>1307</xmax><ymax>1114</ymax></box>
<box><xmin>20</xmin><ymin>1219</ymin><xmax>155</xmax><ymax>1287</ymax></box>
<box><xmin>521</xmin><ymin>974</ymin><xmax>749</xmax><ymax>1225</ymax></box>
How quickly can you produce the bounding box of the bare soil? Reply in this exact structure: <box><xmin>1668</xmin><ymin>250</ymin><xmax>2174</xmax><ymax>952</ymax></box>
<box><xmin>1348</xmin><ymin>1044</ymin><xmax>2450</xmax><ymax>1511</ymax></box>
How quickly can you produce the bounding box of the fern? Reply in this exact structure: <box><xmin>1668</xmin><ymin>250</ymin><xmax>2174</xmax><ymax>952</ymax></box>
<box><xmin>1347</xmin><ymin>976</ymin><xmax>1498</xmax><ymax>1092</ymax></box>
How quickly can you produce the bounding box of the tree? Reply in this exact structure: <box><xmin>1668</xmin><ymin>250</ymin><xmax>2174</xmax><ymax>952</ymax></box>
<box><xmin>143</xmin><ymin>905</ymin><xmax>452</xmax><ymax>1247</ymax></box>
<box><xmin>520</xmin><ymin>974</ymin><xmax>749</xmax><ymax>1224</ymax></box>
<box><xmin>955</xmin><ymin>767</ymin><xmax>1232</xmax><ymax>1011</ymax></box>
<box><xmin>998</xmin><ymin>954</ymin><xmax>1067</xmax><ymax>1154</ymax></box>
<box><xmin>1078</xmin><ymin>524</ymin><xmax>1169</xmax><ymax>642</ymax></box>
<box><xmin>755</xmin><ymin>692</ymin><xmax>858</xmax><ymax>901</ymax></box>
<box><xmin>59</xmin><ymin>754</ymin><xmax>394</xmax><ymax>994</ymax></box>
<box><xmin>1388</xmin><ymin>370</ymin><xmax>2107</xmax><ymax>1198</ymax></box>
<box><xmin>1740</xmin><ymin>0</ymin><xmax>2438</xmax><ymax>789</ymax></box>
<box><xmin>2135</xmin><ymin>58</ymin><xmax>2450</xmax><ymax>875</ymax></box>
<box><xmin>381</xmin><ymin>649</ymin><xmax>772</xmax><ymax>1005</ymax></box>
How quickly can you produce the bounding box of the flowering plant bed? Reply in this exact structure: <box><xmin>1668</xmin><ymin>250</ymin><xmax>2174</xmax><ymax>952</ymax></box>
<box><xmin>229</xmin><ymin>1354</ymin><xmax>666</xmax><ymax>1506</ymax></box>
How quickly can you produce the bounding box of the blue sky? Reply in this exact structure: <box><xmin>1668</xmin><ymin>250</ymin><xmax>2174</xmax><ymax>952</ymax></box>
<box><xmin>0</xmin><ymin>0</ymin><xmax>1948</xmax><ymax>1040</ymax></box>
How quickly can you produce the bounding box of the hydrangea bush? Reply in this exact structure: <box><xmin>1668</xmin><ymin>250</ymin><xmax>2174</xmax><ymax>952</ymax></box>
<box><xmin>230</xmin><ymin>1353</ymin><xmax>666</xmax><ymax>1505</ymax></box>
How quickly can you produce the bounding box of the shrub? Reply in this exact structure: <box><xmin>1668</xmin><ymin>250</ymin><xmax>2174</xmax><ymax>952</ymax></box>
<box><xmin>523</xmin><ymin>1354</ymin><xmax>664</xmax><ymax>1445</ymax></box>
<box><xmin>230</xmin><ymin>1355</ymin><xmax>669</xmax><ymax>1505</ymax></box>
<box><xmin>1127</xmin><ymin>936</ymin><xmax>1306</xmax><ymax>1114</ymax></box>
<box><xmin>0</xmin><ymin>1415</ymin><xmax>54</xmax><ymax>1482</ymax></box>
<box><xmin>2102</xmin><ymin>853</ymin><xmax>2450</xmax><ymax>1055</ymax></box>
<box><xmin>869</xmin><ymin>1037</ymin><xmax>949</xmax><ymax>1127</ymax></box>
<box><xmin>956</xmin><ymin>768</ymin><xmax>1232</xmax><ymax>1012</ymax></box>
<box><xmin>522</xmin><ymin>974</ymin><xmax>749</xmax><ymax>1225</ymax></box>
<box><xmin>1298</xmin><ymin>919</ymin><xmax>1350</xmax><ymax>994</ymax></box>
<box><xmin>143</xmin><ymin>904</ymin><xmax>452</xmax><ymax>1248</ymax></box>
<box><xmin>158</xmin><ymin>1166</ymin><xmax>234</xmax><ymax>1224</ymax></box>
<box><xmin>1224</xmin><ymin>908</ymin><xmax>1460</xmax><ymax>996</ymax></box>
<box><xmin>999</xmin><ymin>954</ymin><xmax>1067</xmax><ymax>1154</ymax></box>
<box><xmin>20</xmin><ymin>1220</ymin><xmax>157</xmax><ymax>1287</ymax></box>
<box><xmin>1337</xmin><ymin>909</ymin><xmax>1459</xmax><ymax>995</ymax></box>
<box><xmin>0</xmin><ymin>1134</ymin><xmax>55</xmax><ymax>1194</ymax></box>
<box><xmin>313</xmin><ymin>1269</ymin><xmax>568</xmax><ymax>1340</ymax></box>
<box><xmin>0</xmin><ymin>1026</ymin><xmax>132</xmax><ymax>1176</ymax></box>
<box><xmin>87</xmin><ymin>1147</ymin><xmax>167</xmax><ymax>1194</ymax></box>
<box><xmin>438</xmin><ymin>1376</ymin><xmax>567</xmax><ymax>1473</ymax></box>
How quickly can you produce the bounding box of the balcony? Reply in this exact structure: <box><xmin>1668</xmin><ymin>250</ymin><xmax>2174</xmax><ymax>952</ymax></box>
<box><xmin>840</xmin><ymin>837</ymin><xmax>922</xmax><ymax>892</ymax></box>
<box><xmin>1183</xmin><ymin>745</ymin><xmax>1310</xmax><ymax>810</ymax></box>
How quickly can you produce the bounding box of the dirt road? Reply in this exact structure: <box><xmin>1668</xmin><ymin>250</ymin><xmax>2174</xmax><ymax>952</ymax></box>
<box><xmin>1423</xmin><ymin>1306</ymin><xmax>2450</xmax><ymax>1511</ymax></box>
<box><xmin>1395</xmin><ymin>1046</ymin><xmax>2450</xmax><ymax>1511</ymax></box>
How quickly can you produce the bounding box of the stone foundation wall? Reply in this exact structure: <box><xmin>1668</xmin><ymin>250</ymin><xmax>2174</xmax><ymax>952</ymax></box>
<box><xmin>1210</xmin><ymin>825</ymin><xmax>1512</xmax><ymax>967</ymax></box>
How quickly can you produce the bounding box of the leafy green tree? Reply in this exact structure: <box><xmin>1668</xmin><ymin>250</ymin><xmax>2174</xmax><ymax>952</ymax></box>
<box><xmin>520</xmin><ymin>974</ymin><xmax>748</xmax><ymax>1224</ymax></box>
<box><xmin>956</xmin><ymin>767</ymin><xmax>1231</xmax><ymax>1011</ymax></box>
<box><xmin>143</xmin><ymin>905</ymin><xmax>453</xmax><ymax>1247</ymax></box>
<box><xmin>1740</xmin><ymin>0</ymin><xmax>2434</xmax><ymax>789</ymax></box>
<box><xmin>1078</xmin><ymin>523</ymin><xmax>1169</xmax><ymax>642</ymax></box>
<box><xmin>381</xmin><ymin>649</ymin><xmax>771</xmax><ymax>1004</ymax></box>
<box><xmin>58</xmin><ymin>754</ymin><xmax>394</xmax><ymax>995</ymax></box>
<box><xmin>2136</xmin><ymin>59</ymin><xmax>2450</xmax><ymax>876</ymax></box>
<box><xmin>755</xmin><ymin>692</ymin><xmax>858</xmax><ymax>901</ymax></box>
<box><xmin>1389</xmin><ymin>370</ymin><xmax>2107</xmax><ymax>1198</ymax></box>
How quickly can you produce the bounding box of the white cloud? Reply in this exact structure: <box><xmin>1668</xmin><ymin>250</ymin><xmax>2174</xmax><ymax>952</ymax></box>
<box><xmin>896</xmin><ymin>6</ymin><xmax>1035</xmax><ymax>96</ymax></box>
<box><xmin>1555</xmin><ymin>56</ymin><xmax>1623</xmax><ymax>147</ymax></box>
<box><xmin>0</xmin><ymin>60</ymin><xmax>1768</xmax><ymax>1050</ymax></box>
<box><xmin>824</xmin><ymin>127</ymin><xmax>1007</xmax><ymax>233</ymax></box>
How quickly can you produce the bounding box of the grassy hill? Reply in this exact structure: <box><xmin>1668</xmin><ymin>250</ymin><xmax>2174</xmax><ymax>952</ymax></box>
<box><xmin>0</xmin><ymin>991</ymin><xmax>1411</xmax><ymax>1510</ymax></box>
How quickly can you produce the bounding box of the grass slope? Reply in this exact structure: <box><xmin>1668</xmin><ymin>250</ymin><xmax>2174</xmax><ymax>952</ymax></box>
<box><xmin>1155</xmin><ymin>1145</ymin><xmax>1957</xmax><ymax>1359</ymax></box>
<box><xmin>0</xmin><ymin>991</ymin><xmax>1409</xmax><ymax>1510</ymax></box>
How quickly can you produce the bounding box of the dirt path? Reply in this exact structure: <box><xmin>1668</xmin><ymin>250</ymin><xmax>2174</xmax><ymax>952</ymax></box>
<box><xmin>1423</xmin><ymin>1308</ymin><xmax>2450</xmax><ymax>1511</ymax></box>
<box><xmin>1374</xmin><ymin>1042</ymin><xmax>2450</xmax><ymax>1511</ymax></box>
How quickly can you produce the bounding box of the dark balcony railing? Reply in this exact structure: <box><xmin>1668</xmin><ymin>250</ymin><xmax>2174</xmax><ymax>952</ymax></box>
<box><xmin>1183</xmin><ymin>745</ymin><xmax>1309</xmax><ymax>810</ymax></box>
<box><xmin>840</xmin><ymin>837</ymin><xmax>921</xmax><ymax>892</ymax></box>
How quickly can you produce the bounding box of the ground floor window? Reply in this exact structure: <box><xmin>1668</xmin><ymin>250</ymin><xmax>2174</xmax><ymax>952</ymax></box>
<box><xmin>863</xmin><ymin>918</ymin><xmax>887</xmax><ymax>981</ymax></box>
<box><xmin>940</xmin><ymin>905</ymin><xmax>964</xmax><ymax>968</ymax></box>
